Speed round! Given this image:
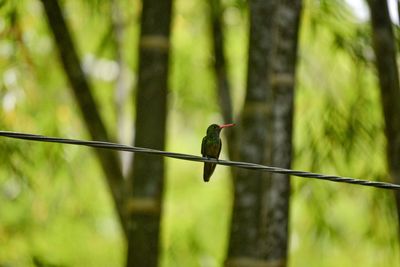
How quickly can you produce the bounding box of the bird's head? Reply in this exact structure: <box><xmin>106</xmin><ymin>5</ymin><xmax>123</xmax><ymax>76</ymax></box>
<box><xmin>206</xmin><ymin>123</ymin><xmax>235</xmax><ymax>136</ymax></box>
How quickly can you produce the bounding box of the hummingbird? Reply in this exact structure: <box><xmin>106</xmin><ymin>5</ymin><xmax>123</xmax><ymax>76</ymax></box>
<box><xmin>201</xmin><ymin>123</ymin><xmax>235</xmax><ymax>182</ymax></box>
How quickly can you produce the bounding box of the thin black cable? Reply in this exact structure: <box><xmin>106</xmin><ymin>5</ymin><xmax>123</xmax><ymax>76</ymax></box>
<box><xmin>0</xmin><ymin>130</ymin><xmax>399</xmax><ymax>190</ymax></box>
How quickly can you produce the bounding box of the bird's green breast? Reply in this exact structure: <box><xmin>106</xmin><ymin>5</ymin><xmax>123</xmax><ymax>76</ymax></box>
<box><xmin>202</xmin><ymin>136</ymin><xmax>221</xmax><ymax>158</ymax></box>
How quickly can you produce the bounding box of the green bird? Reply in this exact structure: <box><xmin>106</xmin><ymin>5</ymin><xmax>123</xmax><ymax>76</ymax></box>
<box><xmin>201</xmin><ymin>123</ymin><xmax>235</xmax><ymax>182</ymax></box>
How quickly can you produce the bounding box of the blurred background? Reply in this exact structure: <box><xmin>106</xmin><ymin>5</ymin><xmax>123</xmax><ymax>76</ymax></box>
<box><xmin>0</xmin><ymin>0</ymin><xmax>400</xmax><ymax>266</ymax></box>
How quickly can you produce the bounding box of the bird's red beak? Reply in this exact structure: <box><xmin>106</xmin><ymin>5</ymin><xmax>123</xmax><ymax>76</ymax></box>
<box><xmin>219</xmin><ymin>123</ymin><xmax>236</xmax><ymax>129</ymax></box>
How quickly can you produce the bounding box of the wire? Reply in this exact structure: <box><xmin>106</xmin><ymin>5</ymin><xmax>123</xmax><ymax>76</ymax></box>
<box><xmin>0</xmin><ymin>130</ymin><xmax>399</xmax><ymax>190</ymax></box>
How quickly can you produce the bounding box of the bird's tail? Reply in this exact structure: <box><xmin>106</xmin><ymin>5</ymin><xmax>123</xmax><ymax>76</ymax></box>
<box><xmin>203</xmin><ymin>163</ymin><xmax>217</xmax><ymax>182</ymax></box>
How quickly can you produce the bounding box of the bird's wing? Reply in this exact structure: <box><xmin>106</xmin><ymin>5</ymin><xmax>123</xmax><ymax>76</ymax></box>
<box><xmin>201</xmin><ymin>137</ymin><xmax>206</xmax><ymax>156</ymax></box>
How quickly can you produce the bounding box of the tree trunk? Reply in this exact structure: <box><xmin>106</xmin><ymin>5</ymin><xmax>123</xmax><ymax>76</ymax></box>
<box><xmin>39</xmin><ymin>0</ymin><xmax>127</xmax><ymax>237</ymax></box>
<box><xmin>208</xmin><ymin>0</ymin><xmax>236</xmax><ymax>160</ymax></box>
<box><xmin>111</xmin><ymin>0</ymin><xmax>131</xmax><ymax>174</ymax></box>
<box><xmin>260</xmin><ymin>0</ymin><xmax>302</xmax><ymax>264</ymax></box>
<box><xmin>226</xmin><ymin>0</ymin><xmax>278</xmax><ymax>265</ymax></box>
<box><xmin>126</xmin><ymin>0</ymin><xmax>172</xmax><ymax>266</ymax></box>
<box><xmin>367</xmin><ymin>0</ymin><xmax>400</xmax><ymax>239</ymax></box>
<box><xmin>209</xmin><ymin>0</ymin><xmax>233</xmax><ymax>124</ymax></box>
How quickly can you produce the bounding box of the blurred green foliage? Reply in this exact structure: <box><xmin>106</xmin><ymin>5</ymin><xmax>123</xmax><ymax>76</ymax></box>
<box><xmin>0</xmin><ymin>0</ymin><xmax>399</xmax><ymax>266</ymax></box>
